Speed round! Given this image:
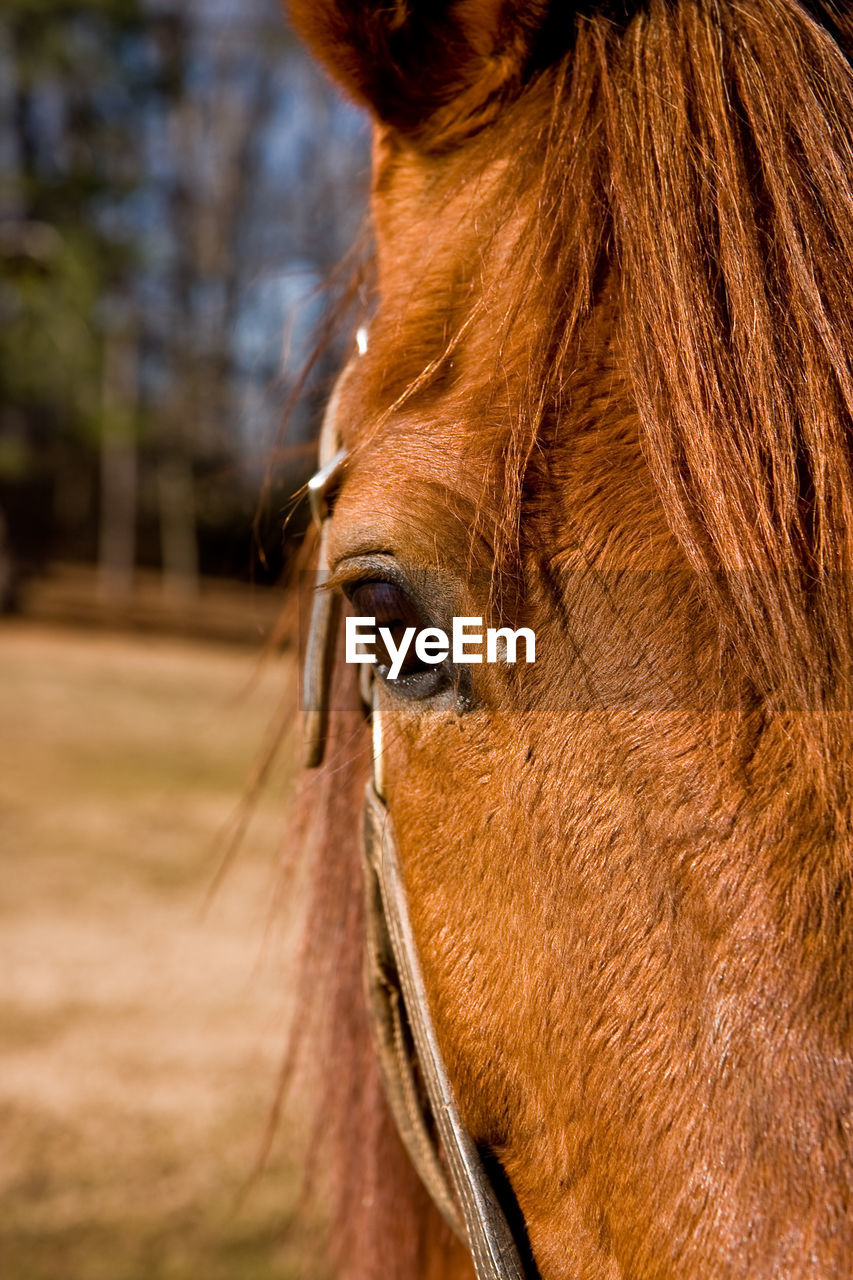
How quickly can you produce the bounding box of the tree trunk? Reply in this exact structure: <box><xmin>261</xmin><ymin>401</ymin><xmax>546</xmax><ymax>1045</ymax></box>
<box><xmin>158</xmin><ymin>454</ymin><xmax>198</xmax><ymax>601</ymax></box>
<box><xmin>98</xmin><ymin>329</ymin><xmax>138</xmax><ymax>601</ymax></box>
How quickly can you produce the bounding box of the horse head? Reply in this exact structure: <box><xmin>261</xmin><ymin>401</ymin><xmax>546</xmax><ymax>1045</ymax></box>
<box><xmin>288</xmin><ymin>2</ymin><xmax>853</xmax><ymax>1276</ymax></box>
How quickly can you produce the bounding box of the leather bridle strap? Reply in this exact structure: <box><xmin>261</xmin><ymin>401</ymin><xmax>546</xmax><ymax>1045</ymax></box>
<box><xmin>303</xmin><ymin>436</ymin><xmax>528</xmax><ymax>1280</ymax></box>
<box><xmin>362</xmin><ymin>773</ymin><xmax>528</xmax><ymax>1280</ymax></box>
<box><xmin>361</xmin><ymin>769</ymin><xmax>466</xmax><ymax>1239</ymax></box>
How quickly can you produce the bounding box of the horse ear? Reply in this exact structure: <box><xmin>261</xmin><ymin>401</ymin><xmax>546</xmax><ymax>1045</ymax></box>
<box><xmin>287</xmin><ymin>0</ymin><xmax>558</xmax><ymax>147</ymax></box>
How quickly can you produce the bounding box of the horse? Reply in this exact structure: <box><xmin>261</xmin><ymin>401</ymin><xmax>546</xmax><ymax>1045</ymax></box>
<box><xmin>284</xmin><ymin>2</ymin><xmax>853</xmax><ymax>1277</ymax></box>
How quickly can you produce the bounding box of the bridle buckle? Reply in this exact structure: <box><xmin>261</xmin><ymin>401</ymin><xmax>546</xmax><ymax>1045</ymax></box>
<box><xmin>302</xmin><ymin>447</ymin><xmax>347</xmax><ymax>768</ymax></box>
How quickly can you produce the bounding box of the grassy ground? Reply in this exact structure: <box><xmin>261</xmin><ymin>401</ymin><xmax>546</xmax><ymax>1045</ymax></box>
<box><xmin>0</xmin><ymin>623</ymin><xmax>318</xmax><ymax>1280</ymax></box>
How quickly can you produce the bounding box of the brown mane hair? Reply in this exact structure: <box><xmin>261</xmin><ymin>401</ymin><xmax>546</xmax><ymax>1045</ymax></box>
<box><xmin>286</xmin><ymin>3</ymin><xmax>853</xmax><ymax>1276</ymax></box>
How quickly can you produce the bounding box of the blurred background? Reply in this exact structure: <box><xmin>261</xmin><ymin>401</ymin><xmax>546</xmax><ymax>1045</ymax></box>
<box><xmin>0</xmin><ymin>0</ymin><xmax>369</xmax><ymax>1275</ymax></box>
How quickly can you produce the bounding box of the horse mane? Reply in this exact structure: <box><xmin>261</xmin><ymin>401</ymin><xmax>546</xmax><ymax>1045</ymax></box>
<box><xmin>287</xmin><ymin>3</ymin><xmax>853</xmax><ymax>1276</ymax></box>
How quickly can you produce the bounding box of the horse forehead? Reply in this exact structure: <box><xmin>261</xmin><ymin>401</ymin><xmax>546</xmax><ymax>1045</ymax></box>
<box><xmin>372</xmin><ymin>124</ymin><xmax>511</xmax><ymax>225</ymax></box>
<box><xmin>370</xmin><ymin>127</ymin><xmax>520</xmax><ymax>298</ymax></box>
<box><xmin>327</xmin><ymin>413</ymin><xmax>497</xmax><ymax>569</ymax></box>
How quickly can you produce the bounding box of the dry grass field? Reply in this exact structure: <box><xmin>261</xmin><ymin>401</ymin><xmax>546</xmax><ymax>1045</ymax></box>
<box><xmin>0</xmin><ymin>623</ymin><xmax>320</xmax><ymax>1280</ymax></box>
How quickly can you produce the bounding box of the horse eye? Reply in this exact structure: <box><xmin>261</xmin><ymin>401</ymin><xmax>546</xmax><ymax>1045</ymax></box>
<box><xmin>345</xmin><ymin>580</ymin><xmax>452</xmax><ymax>699</ymax></box>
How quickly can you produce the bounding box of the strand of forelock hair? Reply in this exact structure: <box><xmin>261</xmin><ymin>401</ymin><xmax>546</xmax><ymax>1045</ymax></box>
<box><xmin>402</xmin><ymin>29</ymin><xmax>606</xmax><ymax>620</ymax></box>
<box><xmin>277</xmin><ymin>238</ymin><xmax>374</xmax><ymax>533</ymax></box>
<box><xmin>482</xmin><ymin>21</ymin><xmax>612</xmax><ymax>619</ymax></box>
<box><xmin>348</xmin><ymin>294</ymin><xmax>492</xmax><ymax>603</ymax></box>
<box><xmin>480</xmin><ymin>54</ymin><xmax>574</xmax><ymax>611</ymax></box>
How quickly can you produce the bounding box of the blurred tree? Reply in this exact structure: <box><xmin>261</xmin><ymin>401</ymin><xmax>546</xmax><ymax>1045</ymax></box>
<box><xmin>0</xmin><ymin>0</ymin><xmax>369</xmax><ymax>599</ymax></box>
<box><xmin>0</xmin><ymin>0</ymin><xmax>151</xmax><ymax>588</ymax></box>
